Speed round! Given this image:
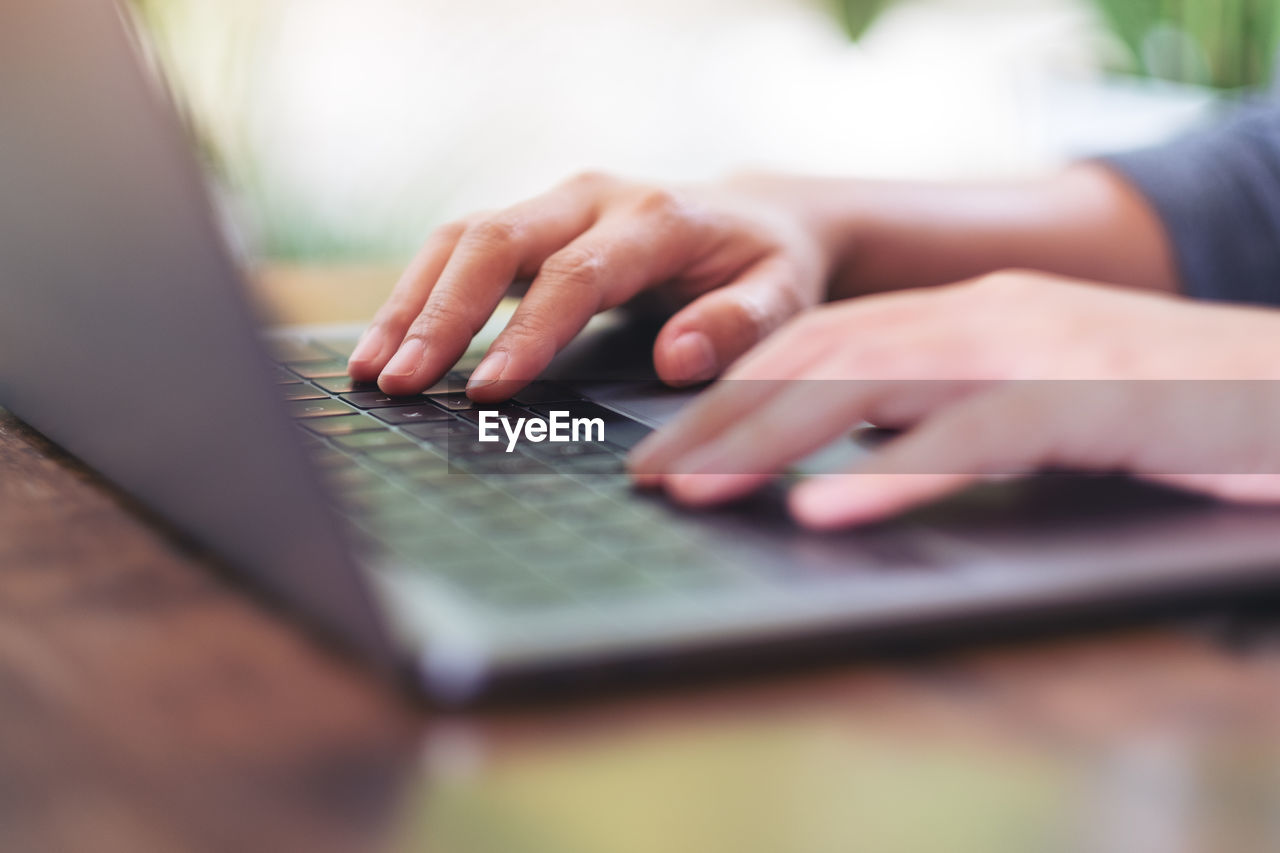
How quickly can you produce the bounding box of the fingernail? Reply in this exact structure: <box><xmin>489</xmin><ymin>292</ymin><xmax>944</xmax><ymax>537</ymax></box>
<box><xmin>665</xmin><ymin>472</ymin><xmax>755</xmax><ymax>505</ymax></box>
<box><xmin>348</xmin><ymin>329</ymin><xmax>382</xmax><ymax>365</ymax></box>
<box><xmin>381</xmin><ymin>337</ymin><xmax>426</xmax><ymax>378</ymax></box>
<box><xmin>790</xmin><ymin>479</ymin><xmax>872</xmax><ymax>530</ymax></box>
<box><xmin>466</xmin><ymin>351</ymin><xmax>508</xmax><ymax>390</ymax></box>
<box><xmin>669</xmin><ymin>332</ymin><xmax>717</xmax><ymax>383</ymax></box>
<box><xmin>665</xmin><ymin>473</ymin><xmax>723</xmax><ymax>503</ymax></box>
<box><xmin>790</xmin><ymin>481</ymin><xmax>835</xmax><ymax>524</ymax></box>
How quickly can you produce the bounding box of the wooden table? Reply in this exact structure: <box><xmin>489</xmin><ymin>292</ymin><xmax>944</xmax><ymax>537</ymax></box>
<box><xmin>4</xmin><ymin>267</ymin><xmax>1280</xmax><ymax>853</ymax></box>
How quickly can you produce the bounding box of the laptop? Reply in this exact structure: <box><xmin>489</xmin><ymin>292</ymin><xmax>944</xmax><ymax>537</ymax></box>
<box><xmin>5</xmin><ymin>0</ymin><xmax>1280</xmax><ymax>703</ymax></box>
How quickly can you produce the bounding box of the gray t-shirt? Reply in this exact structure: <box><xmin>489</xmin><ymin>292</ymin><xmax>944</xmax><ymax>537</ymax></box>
<box><xmin>1105</xmin><ymin>105</ymin><xmax>1280</xmax><ymax>306</ymax></box>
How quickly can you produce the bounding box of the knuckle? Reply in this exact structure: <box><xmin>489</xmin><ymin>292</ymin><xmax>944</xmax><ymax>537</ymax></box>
<box><xmin>563</xmin><ymin>170</ymin><xmax>615</xmax><ymax>193</ymax></box>
<box><xmin>720</xmin><ymin>287</ymin><xmax>792</xmax><ymax>346</ymax></box>
<box><xmin>540</xmin><ymin>246</ymin><xmax>606</xmax><ymax>290</ymax></box>
<box><xmin>768</xmin><ymin>276</ymin><xmax>809</xmax><ymax>325</ymax></box>
<box><xmin>770</xmin><ymin>308</ymin><xmax>827</xmax><ymax>348</ymax></box>
<box><xmin>724</xmin><ymin>299</ymin><xmax>768</xmax><ymax>345</ymax></box>
<box><xmin>631</xmin><ymin>187</ymin><xmax>683</xmax><ymax>221</ymax></box>
<box><xmin>500</xmin><ymin>315</ymin><xmax>560</xmax><ymax>358</ymax></box>
<box><xmin>465</xmin><ymin>217</ymin><xmax>524</xmax><ymax>248</ymax></box>
<box><xmin>411</xmin><ymin>299</ymin><xmax>476</xmax><ymax>338</ymax></box>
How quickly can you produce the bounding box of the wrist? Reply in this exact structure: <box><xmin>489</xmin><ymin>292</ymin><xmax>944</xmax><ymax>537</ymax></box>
<box><xmin>723</xmin><ymin>170</ymin><xmax>870</xmax><ymax>300</ymax></box>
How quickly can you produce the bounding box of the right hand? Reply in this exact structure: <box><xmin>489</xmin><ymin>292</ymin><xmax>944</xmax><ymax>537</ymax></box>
<box><xmin>346</xmin><ymin>171</ymin><xmax>835</xmax><ymax>401</ymax></box>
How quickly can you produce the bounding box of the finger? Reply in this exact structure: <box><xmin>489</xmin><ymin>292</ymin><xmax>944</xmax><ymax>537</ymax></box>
<box><xmin>465</xmin><ymin>212</ymin><xmax>696</xmax><ymax>401</ymax></box>
<box><xmin>628</xmin><ymin>313</ymin><xmax>842</xmax><ymax>484</ymax></box>
<box><xmin>643</xmin><ymin>377</ymin><xmax>980</xmax><ymax>501</ymax></box>
<box><xmin>378</xmin><ymin>180</ymin><xmax>611</xmax><ymax>394</ymax></box>
<box><xmin>347</xmin><ymin>222</ymin><xmax>466</xmax><ymax>380</ymax></box>
<box><xmin>789</xmin><ymin>386</ymin><xmax>1061</xmax><ymax>529</ymax></box>
<box><xmin>627</xmin><ymin>377</ymin><xmax>798</xmax><ymax>489</ymax></box>
<box><xmin>791</xmin><ymin>471</ymin><xmax>977</xmax><ymax>530</ymax></box>
<box><xmin>652</xmin><ymin>255</ymin><xmax>807</xmax><ymax>387</ymax></box>
<box><xmin>630</xmin><ymin>293</ymin><xmax>966</xmax><ymax>487</ymax></box>
<box><xmin>660</xmin><ymin>380</ymin><xmax>893</xmax><ymax>505</ymax></box>
<box><xmin>628</xmin><ymin>381</ymin><xmax>782</xmax><ymax>488</ymax></box>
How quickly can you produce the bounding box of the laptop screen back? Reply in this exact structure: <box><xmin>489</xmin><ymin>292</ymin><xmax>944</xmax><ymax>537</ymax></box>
<box><xmin>0</xmin><ymin>0</ymin><xmax>399</xmax><ymax>671</ymax></box>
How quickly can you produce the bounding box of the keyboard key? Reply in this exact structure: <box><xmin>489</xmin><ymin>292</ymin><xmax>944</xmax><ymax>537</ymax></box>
<box><xmin>425</xmin><ymin>374</ymin><xmax>471</xmax><ymax>395</ymax></box>
<box><xmin>402</xmin><ymin>420</ymin><xmax>473</xmax><ymax>442</ymax></box>
<box><xmin>456</xmin><ymin>454</ymin><xmax>556</xmax><ymax>476</ymax></box>
<box><xmin>529</xmin><ymin>402</ymin><xmax>651</xmax><ymax>450</ymax></box>
<box><xmin>491</xmin><ymin>475</ymin><xmax>577</xmax><ymax>500</ymax></box>
<box><xmin>524</xmin><ymin>440</ymin><xmax>615</xmax><ymax>460</ymax></box>
<box><xmin>418</xmin><ymin>557</ymin><xmax>525</xmax><ymax>590</ymax></box>
<box><xmin>303</xmin><ymin>414</ymin><xmax>383</xmax><ymax>436</ymax></box>
<box><xmin>576</xmin><ymin>474</ymin><xmax>636</xmax><ymax>499</ymax></box>
<box><xmin>492</xmin><ymin>533</ymin><xmax>589</xmax><ymax>561</ymax></box>
<box><xmin>365</xmin><ymin>446</ymin><xmax>446</xmax><ymax>468</ymax></box>
<box><xmin>410</xmin><ymin>472</ymin><xmax>491</xmax><ymax>497</ymax></box>
<box><xmin>358</xmin><ymin>506</ymin><xmax>454</xmax><ymax>538</ymax></box>
<box><xmin>322</xmin><ymin>465</ymin><xmax>387</xmax><ymax>491</ymax></box>
<box><xmin>396</xmin><ymin>534</ymin><xmax>502</xmax><ymax>567</ymax></box>
<box><xmin>307</xmin><ymin>447</ymin><xmax>357</xmax><ymax>468</ymax></box>
<box><xmin>271</xmin><ymin>365</ymin><xmax>299</xmax><ymax>384</ymax></box>
<box><xmin>333</xmin><ymin>431</ymin><xmax>417</xmax><ymax>452</ymax></box>
<box><xmin>586</xmin><ymin>522</ymin><xmax>664</xmax><ymax>550</ymax></box>
<box><xmin>281</xmin><ymin>382</ymin><xmax>327</xmax><ymax>401</ymax></box>
<box><xmin>426</xmin><ymin>392</ymin><xmax>477</xmax><ymax>411</ymax></box>
<box><xmin>288</xmin><ymin>398</ymin><xmax>360</xmax><ymax>418</ymax></box>
<box><xmin>510</xmin><ymin>381</ymin><xmax>581</xmax><ymax>406</ymax></box>
<box><xmin>289</xmin><ymin>360</ymin><xmax>353</xmax><ymax>379</ymax></box>
<box><xmin>313</xmin><ymin>376</ymin><xmax>378</xmax><ymax>394</ymax></box>
<box><xmin>558</xmin><ymin>454</ymin><xmax>626</xmax><ymax>474</ymax></box>
<box><xmin>445</xmin><ymin>435</ymin><xmax>514</xmax><ymax>457</ymax></box>
<box><xmin>453</xmin><ymin>510</ymin><xmax>548</xmax><ymax>542</ymax></box>
<box><xmin>341</xmin><ymin>391</ymin><xmax>440</xmax><ymax>409</ymax></box>
<box><xmin>555</xmin><ymin>501</ymin><xmax>640</xmax><ymax>529</ymax></box>
<box><xmin>371</xmin><ymin>404</ymin><xmax>453</xmax><ymax>425</ymax></box>
<box><xmin>481</xmin><ymin>513</ymin><xmax>569</xmax><ymax>544</ymax></box>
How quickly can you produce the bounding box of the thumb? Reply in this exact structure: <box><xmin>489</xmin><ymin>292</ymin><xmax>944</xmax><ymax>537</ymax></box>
<box><xmin>652</xmin><ymin>256</ymin><xmax>808</xmax><ymax>386</ymax></box>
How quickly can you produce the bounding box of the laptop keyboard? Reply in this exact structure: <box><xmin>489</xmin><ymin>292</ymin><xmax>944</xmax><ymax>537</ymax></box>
<box><xmin>273</xmin><ymin>337</ymin><xmax>744</xmax><ymax>613</ymax></box>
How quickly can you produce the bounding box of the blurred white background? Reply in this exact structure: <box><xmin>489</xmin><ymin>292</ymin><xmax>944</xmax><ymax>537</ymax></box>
<box><xmin>139</xmin><ymin>0</ymin><xmax>1217</xmax><ymax>261</ymax></box>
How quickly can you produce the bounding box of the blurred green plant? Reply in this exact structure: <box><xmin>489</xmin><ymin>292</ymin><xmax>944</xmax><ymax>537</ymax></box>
<box><xmin>830</xmin><ymin>0</ymin><xmax>1280</xmax><ymax>91</ymax></box>
<box><xmin>127</xmin><ymin>0</ymin><xmax>411</xmax><ymax>261</ymax></box>
<box><xmin>1093</xmin><ymin>0</ymin><xmax>1280</xmax><ymax>90</ymax></box>
<box><xmin>830</xmin><ymin>0</ymin><xmax>894</xmax><ymax>41</ymax></box>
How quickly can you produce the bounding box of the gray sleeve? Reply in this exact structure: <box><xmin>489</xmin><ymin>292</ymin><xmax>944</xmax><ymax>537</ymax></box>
<box><xmin>1101</xmin><ymin>105</ymin><xmax>1280</xmax><ymax>306</ymax></box>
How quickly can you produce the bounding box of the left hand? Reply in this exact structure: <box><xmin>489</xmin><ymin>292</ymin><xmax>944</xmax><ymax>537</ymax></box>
<box><xmin>627</xmin><ymin>271</ymin><xmax>1280</xmax><ymax>529</ymax></box>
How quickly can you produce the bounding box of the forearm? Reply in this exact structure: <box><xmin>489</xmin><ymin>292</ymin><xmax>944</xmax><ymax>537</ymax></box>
<box><xmin>739</xmin><ymin>165</ymin><xmax>1179</xmax><ymax>301</ymax></box>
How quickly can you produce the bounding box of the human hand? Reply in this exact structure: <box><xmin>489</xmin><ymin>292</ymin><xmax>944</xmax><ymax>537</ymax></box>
<box><xmin>347</xmin><ymin>172</ymin><xmax>835</xmax><ymax>401</ymax></box>
<box><xmin>628</xmin><ymin>272</ymin><xmax>1280</xmax><ymax>528</ymax></box>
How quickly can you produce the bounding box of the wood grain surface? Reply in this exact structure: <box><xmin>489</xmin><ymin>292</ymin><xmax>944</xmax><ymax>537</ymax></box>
<box><xmin>0</xmin><ymin>412</ymin><xmax>422</xmax><ymax>853</ymax></box>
